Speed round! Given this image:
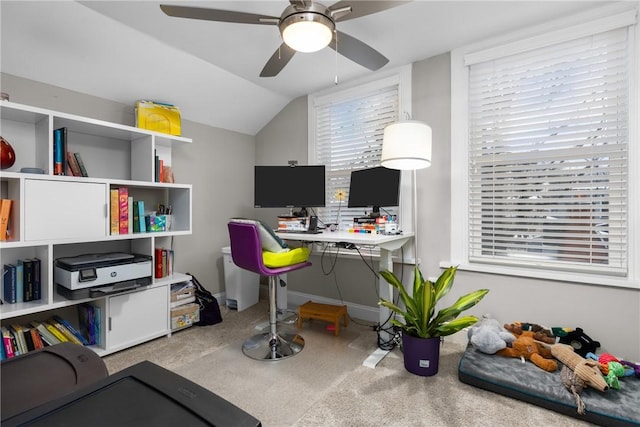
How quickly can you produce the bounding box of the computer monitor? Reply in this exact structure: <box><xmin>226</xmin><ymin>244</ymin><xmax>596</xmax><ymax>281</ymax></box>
<box><xmin>254</xmin><ymin>165</ymin><xmax>326</xmax><ymax>216</ymax></box>
<box><xmin>347</xmin><ymin>166</ymin><xmax>401</xmax><ymax>217</ymax></box>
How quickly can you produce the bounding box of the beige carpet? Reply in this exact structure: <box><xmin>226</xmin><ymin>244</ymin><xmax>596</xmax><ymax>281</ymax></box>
<box><xmin>103</xmin><ymin>299</ymin><xmax>593</xmax><ymax>427</ymax></box>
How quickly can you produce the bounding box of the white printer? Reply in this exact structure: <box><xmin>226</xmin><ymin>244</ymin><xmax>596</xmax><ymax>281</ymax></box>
<box><xmin>55</xmin><ymin>252</ymin><xmax>152</xmax><ymax>299</ymax></box>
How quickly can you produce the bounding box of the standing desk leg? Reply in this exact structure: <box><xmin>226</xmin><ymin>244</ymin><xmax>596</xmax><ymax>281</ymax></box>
<box><xmin>362</xmin><ymin>246</ymin><xmax>395</xmax><ymax>368</ymax></box>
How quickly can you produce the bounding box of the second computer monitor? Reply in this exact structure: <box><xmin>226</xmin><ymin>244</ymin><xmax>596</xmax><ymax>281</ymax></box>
<box><xmin>348</xmin><ymin>166</ymin><xmax>400</xmax><ymax>216</ymax></box>
<box><xmin>254</xmin><ymin>165</ymin><xmax>326</xmax><ymax>214</ymax></box>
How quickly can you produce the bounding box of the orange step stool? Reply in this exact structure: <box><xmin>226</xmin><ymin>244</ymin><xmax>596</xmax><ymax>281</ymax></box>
<box><xmin>297</xmin><ymin>301</ymin><xmax>348</xmax><ymax>336</ymax></box>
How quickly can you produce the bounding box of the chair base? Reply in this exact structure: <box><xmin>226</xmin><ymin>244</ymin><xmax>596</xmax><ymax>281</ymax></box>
<box><xmin>242</xmin><ymin>332</ymin><xmax>305</xmax><ymax>361</ymax></box>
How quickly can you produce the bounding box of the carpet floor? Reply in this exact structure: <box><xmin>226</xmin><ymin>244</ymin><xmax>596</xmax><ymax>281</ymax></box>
<box><xmin>103</xmin><ymin>299</ymin><xmax>593</xmax><ymax>427</ymax></box>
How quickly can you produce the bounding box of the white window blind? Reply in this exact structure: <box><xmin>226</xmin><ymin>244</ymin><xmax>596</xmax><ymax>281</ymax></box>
<box><xmin>313</xmin><ymin>84</ymin><xmax>400</xmax><ymax>229</ymax></box>
<box><xmin>467</xmin><ymin>27</ymin><xmax>630</xmax><ymax>275</ymax></box>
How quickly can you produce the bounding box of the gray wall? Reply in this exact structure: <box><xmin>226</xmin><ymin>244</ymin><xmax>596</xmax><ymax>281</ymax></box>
<box><xmin>4</xmin><ymin>46</ymin><xmax>639</xmax><ymax>360</ymax></box>
<box><xmin>253</xmin><ymin>54</ymin><xmax>640</xmax><ymax>360</ymax></box>
<box><xmin>1</xmin><ymin>73</ymin><xmax>255</xmax><ymax>296</ymax></box>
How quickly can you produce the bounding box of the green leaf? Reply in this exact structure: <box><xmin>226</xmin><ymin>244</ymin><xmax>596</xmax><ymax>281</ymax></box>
<box><xmin>435</xmin><ymin>316</ymin><xmax>480</xmax><ymax>336</ymax></box>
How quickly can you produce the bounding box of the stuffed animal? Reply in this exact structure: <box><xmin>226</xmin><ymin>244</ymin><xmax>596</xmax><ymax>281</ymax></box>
<box><xmin>496</xmin><ymin>331</ymin><xmax>558</xmax><ymax>372</ymax></box>
<box><xmin>467</xmin><ymin>316</ymin><xmax>516</xmax><ymax>354</ymax></box>
<box><xmin>504</xmin><ymin>321</ymin><xmax>558</xmax><ymax>344</ymax></box>
<box><xmin>548</xmin><ymin>343</ymin><xmax>609</xmax><ymax>392</ymax></box>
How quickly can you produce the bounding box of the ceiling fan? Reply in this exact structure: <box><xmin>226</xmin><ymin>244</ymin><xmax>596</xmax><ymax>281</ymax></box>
<box><xmin>160</xmin><ymin>1</ymin><xmax>409</xmax><ymax>77</ymax></box>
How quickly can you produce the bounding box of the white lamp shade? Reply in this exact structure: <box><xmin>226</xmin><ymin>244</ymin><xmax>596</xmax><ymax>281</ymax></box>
<box><xmin>381</xmin><ymin>120</ymin><xmax>432</xmax><ymax>170</ymax></box>
<box><xmin>282</xmin><ymin>19</ymin><xmax>333</xmax><ymax>53</ymax></box>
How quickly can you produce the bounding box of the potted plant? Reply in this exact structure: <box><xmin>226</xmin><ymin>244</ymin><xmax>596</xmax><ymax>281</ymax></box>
<box><xmin>379</xmin><ymin>265</ymin><xmax>489</xmax><ymax>376</ymax></box>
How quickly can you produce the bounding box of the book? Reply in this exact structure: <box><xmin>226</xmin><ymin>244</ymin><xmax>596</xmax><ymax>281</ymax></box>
<box><xmin>93</xmin><ymin>305</ymin><xmax>102</xmax><ymax>346</ymax></box>
<box><xmin>9</xmin><ymin>324</ymin><xmax>28</xmax><ymax>355</ymax></box>
<box><xmin>31</xmin><ymin>257</ymin><xmax>41</xmax><ymax>301</ymax></box>
<box><xmin>155</xmin><ymin>248</ymin><xmax>164</xmax><ymax>278</ymax></box>
<box><xmin>67</xmin><ymin>151</ymin><xmax>82</xmax><ymax>176</ymax></box>
<box><xmin>0</xmin><ymin>198</ymin><xmax>12</xmax><ymax>241</ymax></box>
<box><xmin>1</xmin><ymin>326</ymin><xmax>16</xmax><ymax>359</ymax></box>
<box><xmin>30</xmin><ymin>327</ymin><xmax>45</xmax><ymax>349</ymax></box>
<box><xmin>54</xmin><ymin>315</ymin><xmax>89</xmax><ymax>345</ymax></box>
<box><xmin>44</xmin><ymin>322</ymin><xmax>69</xmax><ymax>343</ymax></box>
<box><xmin>118</xmin><ymin>187</ymin><xmax>129</xmax><ymax>235</ymax></box>
<box><xmin>74</xmin><ymin>152</ymin><xmax>89</xmax><ymax>177</ymax></box>
<box><xmin>15</xmin><ymin>260</ymin><xmax>24</xmax><ymax>303</ymax></box>
<box><xmin>30</xmin><ymin>321</ymin><xmax>62</xmax><ymax>346</ymax></box>
<box><xmin>78</xmin><ymin>304</ymin><xmax>96</xmax><ymax>345</ymax></box>
<box><xmin>22</xmin><ymin>327</ymin><xmax>36</xmax><ymax>352</ymax></box>
<box><xmin>3</xmin><ymin>264</ymin><xmax>17</xmax><ymax>304</ymax></box>
<box><xmin>155</xmin><ymin>152</ymin><xmax>160</xmax><ymax>182</ymax></box>
<box><xmin>137</xmin><ymin>200</ymin><xmax>146</xmax><ymax>233</ymax></box>
<box><xmin>48</xmin><ymin>318</ymin><xmax>83</xmax><ymax>345</ymax></box>
<box><xmin>159</xmin><ymin>159</ymin><xmax>164</xmax><ymax>183</ymax></box>
<box><xmin>128</xmin><ymin>196</ymin><xmax>134</xmax><ymax>234</ymax></box>
<box><xmin>110</xmin><ymin>189</ymin><xmax>119</xmax><ymax>235</ymax></box>
<box><xmin>53</xmin><ymin>127</ymin><xmax>67</xmax><ymax>175</ymax></box>
<box><xmin>22</xmin><ymin>258</ymin><xmax>34</xmax><ymax>302</ymax></box>
<box><xmin>162</xmin><ymin>249</ymin><xmax>168</xmax><ymax>277</ymax></box>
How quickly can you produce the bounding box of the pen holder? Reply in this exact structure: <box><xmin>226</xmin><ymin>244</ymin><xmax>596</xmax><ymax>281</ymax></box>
<box><xmin>146</xmin><ymin>214</ymin><xmax>172</xmax><ymax>232</ymax></box>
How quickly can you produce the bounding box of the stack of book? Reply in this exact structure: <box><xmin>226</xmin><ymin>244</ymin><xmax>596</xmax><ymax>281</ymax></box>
<box><xmin>0</xmin><ymin>316</ymin><xmax>91</xmax><ymax>360</ymax></box>
<box><xmin>109</xmin><ymin>188</ymin><xmax>146</xmax><ymax>235</ymax></box>
<box><xmin>154</xmin><ymin>247</ymin><xmax>174</xmax><ymax>279</ymax></box>
<box><xmin>3</xmin><ymin>258</ymin><xmax>42</xmax><ymax>304</ymax></box>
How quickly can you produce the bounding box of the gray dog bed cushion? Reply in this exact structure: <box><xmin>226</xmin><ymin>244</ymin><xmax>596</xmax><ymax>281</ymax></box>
<box><xmin>458</xmin><ymin>345</ymin><xmax>640</xmax><ymax>426</ymax></box>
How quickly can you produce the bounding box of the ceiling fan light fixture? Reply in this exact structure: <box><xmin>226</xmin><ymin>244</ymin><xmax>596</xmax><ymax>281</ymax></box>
<box><xmin>281</xmin><ymin>12</ymin><xmax>334</xmax><ymax>53</ymax></box>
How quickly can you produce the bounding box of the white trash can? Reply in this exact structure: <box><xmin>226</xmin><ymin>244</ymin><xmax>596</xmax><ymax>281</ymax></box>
<box><xmin>222</xmin><ymin>246</ymin><xmax>259</xmax><ymax>311</ymax></box>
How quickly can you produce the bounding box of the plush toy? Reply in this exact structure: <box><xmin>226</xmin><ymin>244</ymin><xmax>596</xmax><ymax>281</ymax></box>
<box><xmin>496</xmin><ymin>331</ymin><xmax>558</xmax><ymax>372</ymax></box>
<box><xmin>503</xmin><ymin>321</ymin><xmax>558</xmax><ymax>344</ymax></box>
<box><xmin>467</xmin><ymin>316</ymin><xmax>516</xmax><ymax>354</ymax></box>
<box><xmin>548</xmin><ymin>343</ymin><xmax>609</xmax><ymax>392</ymax></box>
<box><xmin>558</xmin><ymin>327</ymin><xmax>600</xmax><ymax>357</ymax></box>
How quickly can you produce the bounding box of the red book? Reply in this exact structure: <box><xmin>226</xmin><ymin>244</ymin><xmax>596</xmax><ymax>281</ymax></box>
<box><xmin>118</xmin><ymin>188</ymin><xmax>129</xmax><ymax>235</ymax></box>
<box><xmin>155</xmin><ymin>248</ymin><xmax>163</xmax><ymax>278</ymax></box>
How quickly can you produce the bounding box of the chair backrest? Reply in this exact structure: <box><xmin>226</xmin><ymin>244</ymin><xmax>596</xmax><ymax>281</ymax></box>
<box><xmin>227</xmin><ymin>221</ymin><xmax>266</xmax><ymax>276</ymax></box>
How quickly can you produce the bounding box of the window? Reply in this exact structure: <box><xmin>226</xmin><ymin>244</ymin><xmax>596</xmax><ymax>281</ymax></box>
<box><xmin>308</xmin><ymin>67</ymin><xmax>412</xmax><ymax>233</ymax></box>
<box><xmin>452</xmin><ymin>6</ymin><xmax>638</xmax><ymax>286</ymax></box>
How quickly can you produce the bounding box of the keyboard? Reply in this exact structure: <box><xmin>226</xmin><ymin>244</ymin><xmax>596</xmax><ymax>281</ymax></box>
<box><xmin>275</xmin><ymin>229</ymin><xmax>323</xmax><ymax>234</ymax></box>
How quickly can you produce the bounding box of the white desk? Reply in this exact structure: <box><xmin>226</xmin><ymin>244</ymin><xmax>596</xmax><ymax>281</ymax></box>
<box><xmin>275</xmin><ymin>230</ymin><xmax>414</xmax><ymax>367</ymax></box>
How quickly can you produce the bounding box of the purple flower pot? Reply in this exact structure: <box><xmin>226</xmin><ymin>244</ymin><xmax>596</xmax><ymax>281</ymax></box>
<box><xmin>402</xmin><ymin>333</ymin><xmax>441</xmax><ymax>376</ymax></box>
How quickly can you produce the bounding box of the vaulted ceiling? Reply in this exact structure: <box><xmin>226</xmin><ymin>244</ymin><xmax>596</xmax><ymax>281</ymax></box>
<box><xmin>1</xmin><ymin>1</ymin><xmax>609</xmax><ymax>135</ymax></box>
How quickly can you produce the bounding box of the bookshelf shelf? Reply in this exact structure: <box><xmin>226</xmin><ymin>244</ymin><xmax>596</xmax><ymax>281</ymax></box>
<box><xmin>0</xmin><ymin>100</ymin><xmax>193</xmax><ymax>357</ymax></box>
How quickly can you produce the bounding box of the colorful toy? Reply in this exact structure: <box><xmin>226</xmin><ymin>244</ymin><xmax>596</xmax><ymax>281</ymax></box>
<box><xmin>621</xmin><ymin>359</ymin><xmax>640</xmax><ymax>378</ymax></box>
<box><xmin>496</xmin><ymin>331</ymin><xmax>558</xmax><ymax>372</ymax></box>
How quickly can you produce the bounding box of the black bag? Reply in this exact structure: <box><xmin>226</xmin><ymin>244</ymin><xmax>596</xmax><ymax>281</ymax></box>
<box><xmin>188</xmin><ymin>273</ymin><xmax>222</xmax><ymax>326</ymax></box>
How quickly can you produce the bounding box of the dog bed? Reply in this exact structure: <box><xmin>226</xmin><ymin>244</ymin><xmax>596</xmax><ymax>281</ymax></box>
<box><xmin>458</xmin><ymin>345</ymin><xmax>640</xmax><ymax>426</ymax></box>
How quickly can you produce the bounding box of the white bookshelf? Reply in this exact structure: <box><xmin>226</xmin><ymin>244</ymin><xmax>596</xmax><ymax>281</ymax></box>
<box><xmin>0</xmin><ymin>100</ymin><xmax>193</xmax><ymax>356</ymax></box>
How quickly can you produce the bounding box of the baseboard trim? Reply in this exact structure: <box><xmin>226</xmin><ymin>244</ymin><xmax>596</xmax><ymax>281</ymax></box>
<box><xmin>286</xmin><ymin>291</ymin><xmax>379</xmax><ymax>324</ymax></box>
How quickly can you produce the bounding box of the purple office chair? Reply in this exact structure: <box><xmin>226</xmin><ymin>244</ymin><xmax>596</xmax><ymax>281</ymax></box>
<box><xmin>228</xmin><ymin>221</ymin><xmax>311</xmax><ymax>361</ymax></box>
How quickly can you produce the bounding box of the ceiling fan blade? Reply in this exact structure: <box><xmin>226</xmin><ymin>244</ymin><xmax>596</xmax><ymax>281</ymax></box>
<box><xmin>329</xmin><ymin>0</ymin><xmax>410</xmax><ymax>22</ymax></box>
<box><xmin>160</xmin><ymin>5</ymin><xmax>278</xmax><ymax>25</ymax></box>
<box><xmin>260</xmin><ymin>43</ymin><xmax>297</xmax><ymax>77</ymax></box>
<box><xmin>330</xmin><ymin>31</ymin><xmax>388</xmax><ymax>71</ymax></box>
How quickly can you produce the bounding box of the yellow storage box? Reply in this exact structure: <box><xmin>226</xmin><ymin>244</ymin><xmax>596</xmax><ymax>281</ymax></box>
<box><xmin>136</xmin><ymin>100</ymin><xmax>181</xmax><ymax>136</ymax></box>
